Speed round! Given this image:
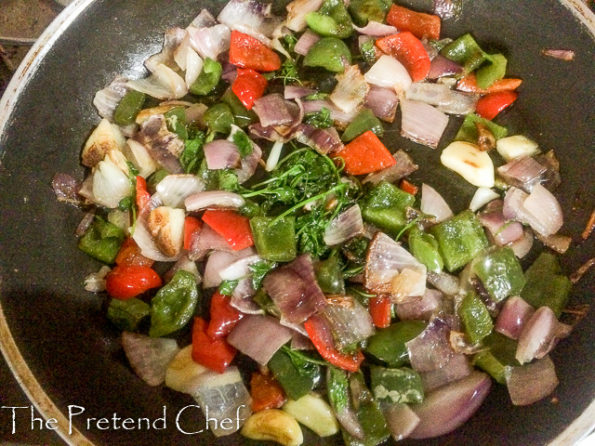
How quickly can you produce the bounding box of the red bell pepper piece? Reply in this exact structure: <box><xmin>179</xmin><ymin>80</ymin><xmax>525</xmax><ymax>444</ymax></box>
<box><xmin>105</xmin><ymin>265</ymin><xmax>162</xmax><ymax>300</ymax></box>
<box><xmin>183</xmin><ymin>216</ymin><xmax>202</xmax><ymax>251</ymax></box>
<box><xmin>369</xmin><ymin>296</ymin><xmax>392</xmax><ymax>329</ymax></box>
<box><xmin>457</xmin><ymin>73</ymin><xmax>523</xmax><ymax>94</ymax></box>
<box><xmin>207</xmin><ymin>292</ymin><xmax>244</xmax><ymax>339</ymax></box>
<box><xmin>229</xmin><ymin>30</ymin><xmax>281</xmax><ymax>72</ymax></box>
<box><xmin>304</xmin><ymin>315</ymin><xmax>364</xmax><ymax>373</ymax></box>
<box><xmin>232</xmin><ymin>68</ymin><xmax>268</xmax><ymax>110</ymax></box>
<box><xmin>476</xmin><ymin>91</ymin><xmax>519</xmax><ymax>120</ymax></box>
<box><xmin>115</xmin><ymin>237</ymin><xmax>154</xmax><ymax>267</ymax></box>
<box><xmin>334</xmin><ymin>130</ymin><xmax>396</xmax><ymax>176</ymax></box>
<box><xmin>376</xmin><ymin>32</ymin><xmax>431</xmax><ymax>82</ymax></box>
<box><xmin>250</xmin><ymin>372</ymin><xmax>286</xmax><ymax>412</ymax></box>
<box><xmin>201</xmin><ymin>209</ymin><xmax>254</xmax><ymax>251</ymax></box>
<box><xmin>135</xmin><ymin>175</ymin><xmax>151</xmax><ymax>211</ymax></box>
<box><xmin>386</xmin><ymin>4</ymin><xmax>441</xmax><ymax>41</ymax></box>
<box><xmin>399</xmin><ymin>179</ymin><xmax>419</xmax><ymax>196</ymax></box>
<box><xmin>192</xmin><ymin>317</ymin><xmax>236</xmax><ymax>374</ymax></box>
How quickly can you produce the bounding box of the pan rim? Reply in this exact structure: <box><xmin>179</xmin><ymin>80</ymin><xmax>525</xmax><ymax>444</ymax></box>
<box><xmin>0</xmin><ymin>0</ymin><xmax>593</xmax><ymax>445</ymax></box>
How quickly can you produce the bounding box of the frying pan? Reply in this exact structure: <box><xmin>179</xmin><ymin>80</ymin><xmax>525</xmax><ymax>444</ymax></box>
<box><xmin>0</xmin><ymin>1</ymin><xmax>593</xmax><ymax>445</ymax></box>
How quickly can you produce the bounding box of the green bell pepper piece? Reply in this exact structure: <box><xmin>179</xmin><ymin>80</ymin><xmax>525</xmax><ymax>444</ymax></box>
<box><xmin>306</xmin><ymin>0</ymin><xmax>353</xmax><ymax>38</ymax></box>
<box><xmin>440</xmin><ymin>33</ymin><xmax>490</xmax><ymax>74</ymax></box>
<box><xmin>221</xmin><ymin>88</ymin><xmax>257</xmax><ymax>128</ymax></box>
<box><xmin>190</xmin><ymin>58</ymin><xmax>222</xmax><ymax>96</ymax></box>
<box><xmin>202</xmin><ymin>103</ymin><xmax>234</xmax><ymax>135</ymax></box>
<box><xmin>408</xmin><ymin>226</ymin><xmax>444</xmax><ymax>273</ymax></box>
<box><xmin>365</xmin><ymin>321</ymin><xmax>426</xmax><ymax>367</ymax></box>
<box><xmin>78</xmin><ymin>216</ymin><xmax>126</xmax><ymax>264</ymax></box>
<box><xmin>473</xmin><ymin>247</ymin><xmax>526</xmax><ymax>302</ymax></box>
<box><xmin>113</xmin><ymin>90</ymin><xmax>146</xmax><ymax>125</ymax></box>
<box><xmin>361</xmin><ymin>181</ymin><xmax>416</xmax><ymax>236</ymax></box>
<box><xmin>315</xmin><ymin>252</ymin><xmax>346</xmax><ymax>294</ymax></box>
<box><xmin>341</xmin><ymin>109</ymin><xmax>384</xmax><ymax>142</ymax></box>
<box><xmin>359</xmin><ymin>38</ymin><xmax>376</xmax><ymax>65</ymax></box>
<box><xmin>107</xmin><ymin>298</ymin><xmax>150</xmax><ymax>331</ymax></box>
<box><xmin>348</xmin><ymin>0</ymin><xmax>391</xmax><ymax>26</ymax></box>
<box><xmin>164</xmin><ymin>107</ymin><xmax>188</xmax><ymax>140</ymax></box>
<box><xmin>521</xmin><ymin>252</ymin><xmax>571</xmax><ymax>317</ymax></box>
<box><xmin>430</xmin><ymin>210</ymin><xmax>489</xmax><ymax>272</ymax></box>
<box><xmin>268</xmin><ymin>348</ymin><xmax>321</xmax><ymax>400</ymax></box>
<box><xmin>327</xmin><ymin>366</ymin><xmax>350</xmax><ymax>414</ymax></box>
<box><xmin>370</xmin><ymin>366</ymin><xmax>424</xmax><ymax>404</ymax></box>
<box><xmin>459</xmin><ymin>292</ymin><xmax>493</xmax><ymax>344</ymax></box>
<box><xmin>149</xmin><ymin>270</ymin><xmax>199</xmax><ymax>337</ymax></box>
<box><xmin>473</xmin><ymin>332</ymin><xmax>520</xmax><ymax>384</ymax></box>
<box><xmin>304</xmin><ymin>37</ymin><xmax>352</xmax><ymax>73</ymax></box>
<box><xmin>250</xmin><ymin>216</ymin><xmax>297</xmax><ymax>262</ymax></box>
<box><xmin>476</xmin><ymin>53</ymin><xmax>507</xmax><ymax>89</ymax></box>
<box><xmin>455</xmin><ymin>113</ymin><xmax>509</xmax><ymax>143</ymax></box>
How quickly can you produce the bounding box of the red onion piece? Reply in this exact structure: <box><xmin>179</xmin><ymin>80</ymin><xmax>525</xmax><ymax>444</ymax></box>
<box><xmin>479</xmin><ymin>201</ymin><xmax>524</xmax><ymax>246</ymax></box>
<box><xmin>203</xmin><ymin>140</ymin><xmax>241</xmax><ymax>170</ymax></box>
<box><xmin>294</xmin><ymin>124</ymin><xmax>344</xmax><ymax>155</ymax></box>
<box><xmin>185</xmin><ymin>191</ymin><xmax>245</xmax><ymax>211</ymax></box>
<box><xmin>506</xmin><ymin>356</ymin><xmax>559</xmax><ymax>406</ymax></box>
<box><xmin>75</xmin><ymin>211</ymin><xmax>96</xmax><ymax>237</ymax></box>
<box><xmin>521</xmin><ymin>184</ymin><xmax>564</xmax><ymax>236</ymax></box>
<box><xmin>165</xmin><ymin>254</ymin><xmax>202</xmax><ymax>284</ymax></box>
<box><xmin>284</xmin><ymin>85</ymin><xmax>316</xmax><ymax>100</ymax></box>
<box><xmin>302</xmin><ymin>99</ymin><xmax>359</xmax><ymax>125</ymax></box>
<box><xmin>428</xmin><ymin>55</ymin><xmax>463</xmax><ymax>79</ymax></box>
<box><xmin>515</xmin><ymin>306</ymin><xmax>570</xmax><ymax>364</ymax></box>
<box><xmin>410</xmin><ymin>372</ymin><xmax>491</xmax><ymax>439</ymax></box>
<box><xmin>188</xmin><ymin>224</ymin><xmax>233</xmax><ymax>261</ymax></box>
<box><xmin>509</xmin><ymin>228</ymin><xmax>534</xmax><ymax>259</ymax></box>
<box><xmin>230</xmin><ymin>277</ymin><xmax>262</xmax><ymax>314</ymax></box>
<box><xmin>541</xmin><ymin>48</ymin><xmax>575</xmax><ymax>61</ymax></box>
<box><xmin>406</xmin><ymin>318</ymin><xmax>454</xmax><ymax>373</ymax></box>
<box><xmin>253</xmin><ymin>93</ymin><xmax>295</xmax><ymax>127</ymax></box>
<box><xmin>93</xmin><ymin>76</ymin><xmax>130</xmax><ymax>121</ymax></box>
<box><xmin>365</xmin><ymin>232</ymin><xmax>426</xmax><ymax>299</ymax></box>
<box><xmin>121</xmin><ymin>332</ymin><xmax>179</xmax><ymax>386</ymax></box>
<box><xmin>227</xmin><ymin>315</ymin><xmax>293</xmax><ymax>366</ymax></box>
<box><xmin>400</xmin><ymin>99</ymin><xmax>449</xmax><ymax>149</ymax></box>
<box><xmin>221</xmin><ymin>61</ymin><xmax>238</xmax><ymax>83</ymax></box>
<box><xmin>497</xmin><ymin>156</ymin><xmax>547</xmax><ymax>192</ymax></box>
<box><xmin>294</xmin><ymin>29</ymin><xmax>320</xmax><ymax>55</ymax></box>
<box><xmin>323</xmin><ymin>205</ymin><xmax>364</xmax><ymax>246</ymax></box>
<box><xmin>495</xmin><ymin>296</ymin><xmax>535</xmax><ymax>340</ymax></box>
<box><xmin>321</xmin><ymin>296</ymin><xmax>374</xmax><ymax>351</ymax></box>
<box><xmin>396</xmin><ymin>289</ymin><xmax>443</xmax><ymax>321</ymax></box>
<box><xmin>364</xmin><ymin>85</ymin><xmax>399</xmax><ymax>123</ymax></box>
<box><xmin>236</xmin><ymin>140</ymin><xmax>262</xmax><ymax>184</ymax></box>
<box><xmin>383</xmin><ymin>403</ymin><xmax>420</xmax><ymax>441</ymax></box>
<box><xmin>421</xmin><ymin>183</ymin><xmax>453</xmax><ymax>223</ymax></box>
<box><xmin>353</xmin><ymin>21</ymin><xmax>398</xmax><ymax>37</ymax></box>
<box><xmin>363</xmin><ymin>150</ymin><xmax>419</xmax><ymax>185</ymax></box>
<box><xmin>52</xmin><ymin>173</ymin><xmax>82</xmax><ymax>205</ymax></box>
<box><xmin>263</xmin><ymin>254</ymin><xmax>327</xmax><ymax>324</ymax></box>
<box><xmin>291</xmin><ymin>332</ymin><xmax>314</xmax><ymax>350</ymax></box>
<box><xmin>420</xmin><ymin>354</ymin><xmax>472</xmax><ymax>392</ymax></box>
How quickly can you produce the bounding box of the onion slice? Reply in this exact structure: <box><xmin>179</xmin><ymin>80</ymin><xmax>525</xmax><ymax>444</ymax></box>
<box><xmin>406</xmin><ymin>318</ymin><xmax>454</xmax><ymax>373</ymax></box>
<box><xmin>156</xmin><ymin>174</ymin><xmax>205</xmax><ymax>208</ymax></box>
<box><xmin>505</xmin><ymin>356</ymin><xmax>559</xmax><ymax>406</ymax></box>
<box><xmin>515</xmin><ymin>306</ymin><xmax>571</xmax><ymax>364</ymax></box>
<box><xmin>495</xmin><ymin>296</ymin><xmax>535</xmax><ymax>340</ymax></box>
<box><xmin>383</xmin><ymin>403</ymin><xmax>420</xmax><ymax>442</ymax></box>
<box><xmin>421</xmin><ymin>183</ymin><xmax>453</xmax><ymax>223</ymax></box>
<box><xmin>323</xmin><ymin>205</ymin><xmax>364</xmax><ymax>246</ymax></box>
<box><xmin>400</xmin><ymin>99</ymin><xmax>449</xmax><ymax>149</ymax></box>
<box><xmin>353</xmin><ymin>21</ymin><xmax>398</xmax><ymax>37</ymax></box>
<box><xmin>185</xmin><ymin>191</ymin><xmax>245</xmax><ymax>211</ymax></box>
<box><xmin>364</xmin><ymin>150</ymin><xmax>419</xmax><ymax>185</ymax></box>
<box><xmin>121</xmin><ymin>332</ymin><xmax>179</xmax><ymax>386</ymax></box>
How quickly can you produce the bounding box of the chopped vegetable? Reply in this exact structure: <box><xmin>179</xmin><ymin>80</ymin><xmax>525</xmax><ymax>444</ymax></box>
<box><xmin>268</xmin><ymin>347</ymin><xmax>322</xmax><ymax>400</ymax></box>
<box><xmin>375</xmin><ymin>32</ymin><xmax>431</xmax><ymax>82</ymax></box>
<box><xmin>472</xmin><ymin>247</ymin><xmax>526</xmax><ymax>302</ymax></box>
<box><xmin>78</xmin><ymin>216</ymin><xmax>126</xmax><ymax>264</ymax></box>
<box><xmin>360</xmin><ymin>181</ymin><xmax>415</xmax><ymax>235</ymax></box>
<box><xmin>241</xmin><ymin>409</ymin><xmax>303</xmax><ymax>446</ymax></box>
<box><xmin>365</xmin><ymin>321</ymin><xmax>426</xmax><ymax>367</ymax></box>
<box><xmin>341</xmin><ymin>109</ymin><xmax>384</xmax><ymax>142</ymax></box>
<box><xmin>190</xmin><ymin>57</ymin><xmax>222</xmax><ymax>96</ymax></box>
<box><xmin>369</xmin><ymin>296</ymin><xmax>392</xmax><ymax>328</ymax></box>
<box><xmin>229</xmin><ymin>30</ymin><xmax>281</xmax><ymax>72</ymax></box>
<box><xmin>459</xmin><ymin>292</ymin><xmax>493</xmax><ymax>344</ymax></box>
<box><xmin>370</xmin><ymin>365</ymin><xmax>424</xmax><ymax>404</ymax></box>
<box><xmin>192</xmin><ymin>316</ymin><xmax>236</xmax><ymax>373</ymax></box>
<box><xmin>107</xmin><ymin>298</ymin><xmax>150</xmax><ymax>331</ymax></box>
<box><xmin>202</xmin><ymin>209</ymin><xmax>254</xmax><ymax>250</ymax></box>
<box><xmin>206</xmin><ymin>291</ymin><xmax>244</xmax><ymax>339</ymax></box>
<box><xmin>251</xmin><ymin>372</ymin><xmax>287</xmax><ymax>412</ymax></box>
<box><xmin>386</xmin><ymin>4</ymin><xmax>440</xmax><ymax>40</ymax></box>
<box><xmin>283</xmin><ymin>393</ymin><xmax>339</xmax><ymax>437</ymax></box>
<box><xmin>306</xmin><ymin>0</ymin><xmax>353</xmax><ymax>38</ymax></box>
<box><xmin>113</xmin><ymin>90</ymin><xmax>146</xmax><ymax>126</ymax></box>
<box><xmin>476</xmin><ymin>90</ymin><xmax>518</xmax><ymax>120</ymax></box>
<box><xmin>105</xmin><ymin>265</ymin><xmax>162</xmax><ymax>300</ymax></box>
<box><xmin>250</xmin><ymin>216</ymin><xmax>297</xmax><ymax>262</ymax></box>
<box><xmin>304</xmin><ymin>37</ymin><xmax>352</xmax><ymax>73</ymax></box>
<box><xmin>232</xmin><ymin>68</ymin><xmax>268</xmax><ymax>110</ymax></box>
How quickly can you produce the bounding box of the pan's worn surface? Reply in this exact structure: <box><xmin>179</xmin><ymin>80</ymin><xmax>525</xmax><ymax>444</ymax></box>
<box><xmin>0</xmin><ymin>1</ymin><xmax>593</xmax><ymax>445</ymax></box>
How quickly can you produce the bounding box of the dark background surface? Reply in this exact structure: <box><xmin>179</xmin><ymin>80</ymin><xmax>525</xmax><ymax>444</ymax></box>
<box><xmin>0</xmin><ymin>0</ymin><xmax>594</xmax><ymax>445</ymax></box>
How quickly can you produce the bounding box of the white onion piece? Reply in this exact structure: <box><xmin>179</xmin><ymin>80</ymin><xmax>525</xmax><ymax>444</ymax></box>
<box><xmin>165</xmin><ymin>255</ymin><xmax>202</xmax><ymax>284</ymax></box>
<box><xmin>219</xmin><ymin>254</ymin><xmax>262</xmax><ymax>281</ymax></box>
<box><xmin>93</xmin><ymin>76</ymin><xmax>129</xmax><ymax>121</ymax></box>
<box><xmin>401</xmin><ymin>99</ymin><xmax>449</xmax><ymax>149</ymax></box>
<box><xmin>410</xmin><ymin>372</ymin><xmax>491</xmax><ymax>439</ymax></box>
<box><xmin>92</xmin><ymin>159</ymin><xmax>131</xmax><ymax>208</ymax></box>
<box><xmin>294</xmin><ymin>29</ymin><xmax>320</xmax><ymax>55</ymax></box>
<box><xmin>505</xmin><ymin>356</ymin><xmax>558</xmax><ymax>406</ymax></box>
<box><xmin>184</xmin><ymin>46</ymin><xmax>203</xmax><ymax>88</ymax></box>
<box><xmin>536</xmin><ymin>232</ymin><xmax>572</xmax><ymax>254</ymax></box>
<box><xmin>421</xmin><ymin>184</ymin><xmax>453</xmax><ymax>223</ymax></box>
<box><xmin>515</xmin><ymin>306</ymin><xmax>569</xmax><ymax>364</ymax></box>
<box><xmin>469</xmin><ymin>187</ymin><xmax>500</xmax><ymax>212</ymax></box>
<box><xmin>286</xmin><ymin>0</ymin><xmax>324</xmax><ymax>32</ymax></box>
<box><xmin>521</xmin><ymin>184</ymin><xmax>563</xmax><ymax>236</ymax></box>
<box><xmin>383</xmin><ymin>403</ymin><xmax>420</xmax><ymax>442</ymax></box>
<box><xmin>365</xmin><ymin>232</ymin><xmax>426</xmax><ymax>299</ymax></box>
<box><xmin>495</xmin><ymin>296</ymin><xmax>535</xmax><ymax>340</ymax></box>
<box><xmin>217</xmin><ymin>0</ymin><xmax>273</xmax><ymax>37</ymax></box>
<box><xmin>330</xmin><ymin>65</ymin><xmax>369</xmax><ymax>114</ymax></box>
<box><xmin>184</xmin><ymin>191</ymin><xmax>245</xmax><ymax>211</ymax></box>
<box><xmin>132</xmin><ymin>218</ymin><xmax>179</xmax><ymax>262</ymax></box>
<box><xmin>187</xmin><ymin>24</ymin><xmax>231</xmax><ymax>60</ymax></box>
<box><xmin>353</xmin><ymin>21</ymin><xmax>398</xmax><ymax>36</ymax></box>
<box><xmin>364</xmin><ymin>55</ymin><xmax>412</xmax><ymax>92</ymax></box>
<box><xmin>324</xmin><ymin>205</ymin><xmax>364</xmax><ymax>246</ymax></box>
<box><xmin>165</xmin><ymin>345</ymin><xmax>208</xmax><ymax>395</ymax></box>
<box><xmin>427</xmin><ymin>271</ymin><xmax>460</xmax><ymax>296</ymax></box>
<box><xmin>266</xmin><ymin>140</ymin><xmax>284</xmax><ymax>171</ymax></box>
<box><xmin>203</xmin><ymin>248</ymin><xmax>255</xmax><ymax>288</ymax></box>
<box><xmin>121</xmin><ymin>332</ymin><xmax>179</xmax><ymax>387</ymax></box>
<box><xmin>83</xmin><ymin>265</ymin><xmax>111</xmax><ymax>293</ymax></box>
<box><xmin>153</xmin><ymin>64</ymin><xmax>188</xmax><ymax>99</ymax></box>
<box><xmin>189</xmin><ymin>9</ymin><xmax>217</xmax><ymax>28</ymax></box>
<box><xmin>144</xmin><ymin>28</ymin><xmax>186</xmax><ymax>73</ymax></box>
<box><xmin>193</xmin><ymin>366</ymin><xmax>252</xmax><ymax>437</ymax></box>
<box><xmin>155</xmin><ymin>174</ymin><xmax>205</xmax><ymax>208</ymax></box>
<box><xmin>123</xmin><ymin>139</ymin><xmax>158</xmax><ymax>178</ymax></box>
<box><xmin>405</xmin><ymin>82</ymin><xmax>478</xmax><ymax>115</ymax></box>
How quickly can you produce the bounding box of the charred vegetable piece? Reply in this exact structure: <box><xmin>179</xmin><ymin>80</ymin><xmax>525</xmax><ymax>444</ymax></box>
<box><xmin>370</xmin><ymin>365</ymin><xmax>424</xmax><ymax>404</ymax></box>
<box><xmin>430</xmin><ymin>210</ymin><xmax>489</xmax><ymax>272</ymax></box>
<box><xmin>472</xmin><ymin>247</ymin><xmax>526</xmax><ymax>302</ymax></box>
<box><xmin>361</xmin><ymin>181</ymin><xmax>415</xmax><ymax>235</ymax></box>
<box><xmin>268</xmin><ymin>348</ymin><xmax>321</xmax><ymax>400</ymax></box>
<box><xmin>78</xmin><ymin>216</ymin><xmax>126</xmax><ymax>264</ymax></box>
<box><xmin>149</xmin><ymin>270</ymin><xmax>199</xmax><ymax>337</ymax></box>
<box><xmin>408</xmin><ymin>226</ymin><xmax>444</xmax><ymax>273</ymax></box>
<box><xmin>365</xmin><ymin>321</ymin><xmax>426</xmax><ymax>367</ymax></box>
<box><xmin>190</xmin><ymin>57</ymin><xmax>222</xmax><ymax>96</ymax></box>
<box><xmin>521</xmin><ymin>252</ymin><xmax>571</xmax><ymax>317</ymax></box>
<box><xmin>251</xmin><ymin>372</ymin><xmax>287</xmax><ymax>412</ymax></box>
<box><xmin>386</xmin><ymin>4</ymin><xmax>441</xmax><ymax>40</ymax></box>
<box><xmin>455</xmin><ymin>113</ymin><xmax>508</xmax><ymax>143</ymax></box>
<box><xmin>107</xmin><ymin>298</ymin><xmax>150</xmax><ymax>331</ymax></box>
<box><xmin>114</xmin><ymin>90</ymin><xmax>146</xmax><ymax>125</ymax></box>
<box><xmin>459</xmin><ymin>292</ymin><xmax>493</xmax><ymax>344</ymax></box>
<box><xmin>250</xmin><ymin>216</ymin><xmax>297</xmax><ymax>262</ymax></box>
<box><xmin>341</xmin><ymin>109</ymin><xmax>384</xmax><ymax>142</ymax></box>
<box><xmin>304</xmin><ymin>37</ymin><xmax>352</xmax><ymax>73</ymax></box>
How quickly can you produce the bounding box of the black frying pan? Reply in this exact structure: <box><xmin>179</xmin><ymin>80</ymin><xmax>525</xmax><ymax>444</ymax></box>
<box><xmin>0</xmin><ymin>1</ymin><xmax>593</xmax><ymax>445</ymax></box>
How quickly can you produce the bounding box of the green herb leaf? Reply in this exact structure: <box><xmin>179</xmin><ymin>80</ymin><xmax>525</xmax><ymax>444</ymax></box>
<box><xmin>249</xmin><ymin>260</ymin><xmax>278</xmax><ymax>290</ymax></box>
<box><xmin>219</xmin><ymin>279</ymin><xmax>239</xmax><ymax>296</ymax></box>
<box><xmin>180</xmin><ymin>132</ymin><xmax>206</xmax><ymax>174</ymax></box>
<box><xmin>305</xmin><ymin>107</ymin><xmax>332</xmax><ymax>129</ymax></box>
<box><xmin>232</xmin><ymin>128</ymin><xmax>253</xmax><ymax>157</ymax></box>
